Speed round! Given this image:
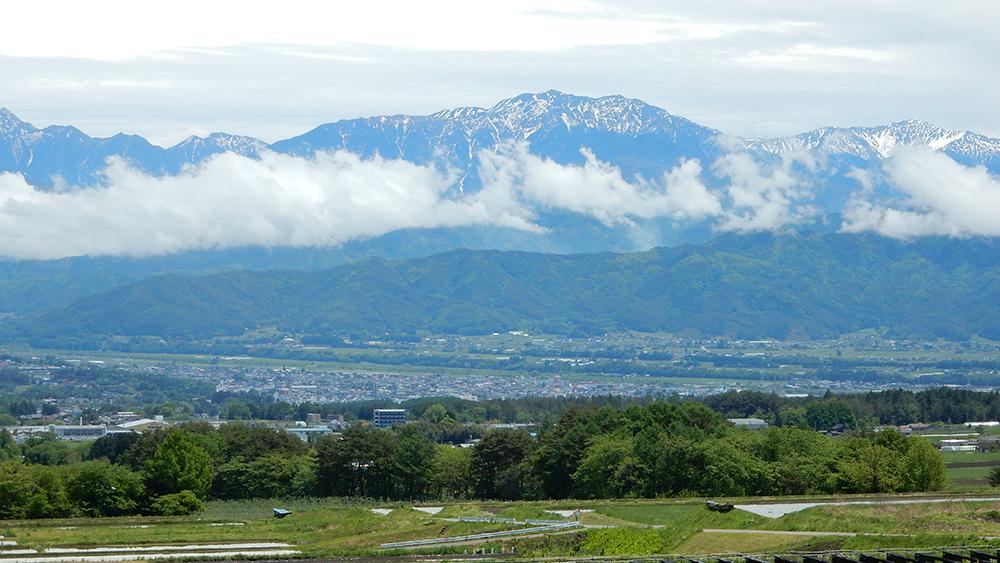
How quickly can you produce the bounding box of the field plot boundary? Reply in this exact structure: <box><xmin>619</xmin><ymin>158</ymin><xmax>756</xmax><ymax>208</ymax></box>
<box><xmin>0</xmin><ymin>542</ymin><xmax>299</xmax><ymax>563</ymax></box>
<box><xmin>736</xmin><ymin>496</ymin><xmax>1000</xmax><ymax>518</ymax></box>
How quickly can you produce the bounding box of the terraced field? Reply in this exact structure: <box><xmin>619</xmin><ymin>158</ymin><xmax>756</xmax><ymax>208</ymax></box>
<box><xmin>3</xmin><ymin>496</ymin><xmax>1000</xmax><ymax>562</ymax></box>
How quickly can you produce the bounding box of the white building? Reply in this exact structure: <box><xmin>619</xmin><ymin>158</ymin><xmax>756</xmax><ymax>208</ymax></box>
<box><xmin>49</xmin><ymin>425</ymin><xmax>107</xmax><ymax>441</ymax></box>
<box><xmin>728</xmin><ymin>418</ymin><xmax>770</xmax><ymax>430</ymax></box>
<box><xmin>286</xmin><ymin>426</ymin><xmax>335</xmax><ymax>441</ymax></box>
<box><xmin>939</xmin><ymin>439</ymin><xmax>978</xmax><ymax>451</ymax></box>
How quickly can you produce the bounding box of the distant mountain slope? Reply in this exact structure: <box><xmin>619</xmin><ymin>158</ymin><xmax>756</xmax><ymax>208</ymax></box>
<box><xmin>0</xmin><ymin>108</ymin><xmax>263</xmax><ymax>187</ymax></box>
<box><xmin>2</xmin><ymin>92</ymin><xmax>1000</xmax><ymax>317</ymax></box>
<box><xmin>746</xmin><ymin>119</ymin><xmax>1000</xmax><ymax>164</ymax></box>
<box><xmin>6</xmin><ymin>92</ymin><xmax>1000</xmax><ymax>190</ymax></box>
<box><xmin>0</xmin><ymin>214</ymin><xmax>658</xmax><ymax>315</ymax></box>
<box><xmin>23</xmin><ymin>232</ymin><xmax>1000</xmax><ymax>344</ymax></box>
<box><xmin>268</xmin><ymin>90</ymin><xmax>723</xmax><ymax>188</ymax></box>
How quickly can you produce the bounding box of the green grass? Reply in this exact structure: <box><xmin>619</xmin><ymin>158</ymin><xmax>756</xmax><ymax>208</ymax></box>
<box><xmin>673</xmin><ymin>530</ymin><xmax>846</xmax><ymax>554</ymax></box>
<box><xmin>594</xmin><ymin>502</ymin><xmax>700</xmax><ymax>525</ymax></box>
<box><xmin>947</xmin><ymin>466</ymin><xmax>991</xmax><ymax>481</ymax></box>
<box><xmin>581</xmin><ymin>526</ymin><xmax>665</xmax><ymax>556</ymax></box>
<box><xmin>841</xmin><ymin>533</ymin><xmax>993</xmax><ymax>551</ymax></box>
<box><xmin>941</xmin><ymin>450</ymin><xmax>1000</xmax><ymax>463</ymax></box>
<box><xmin>10</xmin><ymin>497</ymin><xmax>1000</xmax><ymax>558</ymax></box>
<box><xmin>202</xmin><ymin>496</ymin><xmax>390</xmax><ymax>520</ymax></box>
<box><xmin>938</xmin><ymin>452</ymin><xmax>1000</xmax><ymax>492</ymax></box>
<box><xmin>753</xmin><ymin>500</ymin><xmax>1000</xmax><ymax>536</ymax></box>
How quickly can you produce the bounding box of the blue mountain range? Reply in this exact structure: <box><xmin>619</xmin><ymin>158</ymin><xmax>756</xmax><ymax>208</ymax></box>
<box><xmin>2</xmin><ymin>91</ymin><xmax>1000</xmax><ymax>314</ymax></box>
<box><xmin>6</xmin><ymin>90</ymin><xmax>998</xmax><ymax>192</ymax></box>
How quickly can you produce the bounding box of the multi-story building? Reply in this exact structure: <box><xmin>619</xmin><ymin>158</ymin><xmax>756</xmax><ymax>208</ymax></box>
<box><xmin>373</xmin><ymin>409</ymin><xmax>406</xmax><ymax>429</ymax></box>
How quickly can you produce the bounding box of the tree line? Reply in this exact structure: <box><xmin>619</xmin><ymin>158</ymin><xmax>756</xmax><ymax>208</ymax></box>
<box><xmin>0</xmin><ymin>398</ymin><xmax>946</xmax><ymax>519</ymax></box>
<box><xmin>704</xmin><ymin>387</ymin><xmax>1000</xmax><ymax>428</ymax></box>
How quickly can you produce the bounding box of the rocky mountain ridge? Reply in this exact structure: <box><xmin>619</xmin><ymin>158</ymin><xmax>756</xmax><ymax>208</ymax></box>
<box><xmin>5</xmin><ymin>91</ymin><xmax>997</xmax><ymax>189</ymax></box>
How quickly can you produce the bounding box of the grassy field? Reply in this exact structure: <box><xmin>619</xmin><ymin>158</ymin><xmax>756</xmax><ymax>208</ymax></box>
<box><xmin>593</xmin><ymin>503</ymin><xmax>699</xmax><ymax>525</ymax></box>
<box><xmin>940</xmin><ymin>451</ymin><xmax>1000</xmax><ymax>463</ymax></box>
<box><xmin>939</xmin><ymin>450</ymin><xmax>1000</xmax><ymax>492</ymax></box>
<box><xmin>6</xmin><ymin>496</ymin><xmax>1000</xmax><ymax>559</ymax></box>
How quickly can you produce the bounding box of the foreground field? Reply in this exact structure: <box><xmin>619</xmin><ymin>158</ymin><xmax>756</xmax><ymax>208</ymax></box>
<box><xmin>4</xmin><ymin>495</ymin><xmax>1000</xmax><ymax>561</ymax></box>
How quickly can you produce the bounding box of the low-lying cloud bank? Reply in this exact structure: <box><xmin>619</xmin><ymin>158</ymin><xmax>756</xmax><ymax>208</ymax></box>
<box><xmin>0</xmin><ymin>150</ymin><xmax>533</xmax><ymax>260</ymax></box>
<box><xmin>0</xmin><ymin>143</ymin><xmax>997</xmax><ymax>259</ymax></box>
<box><xmin>841</xmin><ymin>147</ymin><xmax>1000</xmax><ymax>238</ymax></box>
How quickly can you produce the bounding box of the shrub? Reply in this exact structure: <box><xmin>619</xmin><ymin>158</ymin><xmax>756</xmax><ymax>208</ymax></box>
<box><xmin>581</xmin><ymin>527</ymin><xmax>664</xmax><ymax>556</ymax></box>
<box><xmin>150</xmin><ymin>490</ymin><xmax>205</xmax><ymax>516</ymax></box>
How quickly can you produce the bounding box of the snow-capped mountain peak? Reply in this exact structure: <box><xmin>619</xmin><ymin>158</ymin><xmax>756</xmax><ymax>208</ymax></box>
<box><xmin>3</xmin><ymin>93</ymin><xmax>1000</xmax><ymax>192</ymax></box>
<box><xmin>0</xmin><ymin>107</ymin><xmax>39</xmax><ymax>138</ymax></box>
<box><xmin>747</xmin><ymin>119</ymin><xmax>1000</xmax><ymax>162</ymax></box>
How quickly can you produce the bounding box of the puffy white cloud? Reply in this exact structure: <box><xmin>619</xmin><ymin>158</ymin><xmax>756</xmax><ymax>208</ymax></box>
<box><xmin>711</xmin><ymin>151</ymin><xmax>819</xmax><ymax>232</ymax></box>
<box><xmin>0</xmin><ymin>143</ymin><xmax>749</xmax><ymax>260</ymax></box>
<box><xmin>841</xmin><ymin>147</ymin><xmax>1000</xmax><ymax>238</ymax></box>
<box><xmin>17</xmin><ymin>141</ymin><xmax>1000</xmax><ymax>261</ymax></box>
<box><xmin>0</xmin><ymin>150</ymin><xmax>539</xmax><ymax>260</ymax></box>
<box><xmin>478</xmin><ymin>143</ymin><xmax>723</xmax><ymax>226</ymax></box>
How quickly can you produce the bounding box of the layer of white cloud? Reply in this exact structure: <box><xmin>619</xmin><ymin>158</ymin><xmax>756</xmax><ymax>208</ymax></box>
<box><xmin>0</xmin><ymin>151</ymin><xmax>523</xmax><ymax>260</ymax></box>
<box><xmin>0</xmin><ymin>146</ymin><xmax>731</xmax><ymax>260</ymax></box>
<box><xmin>478</xmin><ymin>144</ymin><xmax>722</xmax><ymax>225</ymax></box>
<box><xmin>841</xmin><ymin>148</ymin><xmax>1000</xmax><ymax>238</ymax></box>
<box><xmin>1</xmin><ymin>140</ymin><xmax>998</xmax><ymax>260</ymax></box>
<box><xmin>712</xmin><ymin>151</ymin><xmax>819</xmax><ymax>232</ymax></box>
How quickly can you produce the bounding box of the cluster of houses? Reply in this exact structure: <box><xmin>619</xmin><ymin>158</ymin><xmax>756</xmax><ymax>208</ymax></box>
<box><xmin>939</xmin><ymin>436</ymin><xmax>1000</xmax><ymax>452</ymax></box>
<box><xmin>2</xmin><ymin>409</ymin><xmax>406</xmax><ymax>444</ymax></box>
<box><xmin>2</xmin><ymin>412</ymin><xmax>174</xmax><ymax>442</ymax></box>
<box><xmin>9</xmin><ymin>409</ymin><xmax>1000</xmax><ymax>454</ymax></box>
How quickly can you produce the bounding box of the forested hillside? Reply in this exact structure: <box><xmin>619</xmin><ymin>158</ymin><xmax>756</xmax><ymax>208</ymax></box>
<box><xmin>20</xmin><ymin>232</ymin><xmax>1000</xmax><ymax>345</ymax></box>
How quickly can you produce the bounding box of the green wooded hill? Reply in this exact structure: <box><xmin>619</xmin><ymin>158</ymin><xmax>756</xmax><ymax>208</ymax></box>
<box><xmin>20</xmin><ymin>232</ymin><xmax>1000</xmax><ymax>343</ymax></box>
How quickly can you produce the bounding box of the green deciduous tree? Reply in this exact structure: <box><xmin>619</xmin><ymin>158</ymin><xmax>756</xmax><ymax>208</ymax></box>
<box><xmin>145</xmin><ymin>431</ymin><xmax>213</xmax><ymax>499</ymax></box>
<box><xmin>0</xmin><ymin>461</ymin><xmax>71</xmax><ymax>519</ymax></box>
<box><xmin>150</xmin><ymin>490</ymin><xmax>204</xmax><ymax>515</ymax></box>
<box><xmin>66</xmin><ymin>460</ymin><xmax>144</xmax><ymax>517</ymax></box>
<box><xmin>0</xmin><ymin>429</ymin><xmax>18</xmax><ymax>461</ymax></box>
<box><xmin>88</xmin><ymin>432</ymin><xmax>140</xmax><ymax>465</ymax></box>
<box><xmin>836</xmin><ymin>440</ymin><xmax>902</xmax><ymax>493</ymax></box>
<box><xmin>421</xmin><ymin>404</ymin><xmax>448</xmax><ymax>424</ymax></box>
<box><xmin>900</xmin><ymin>437</ymin><xmax>946</xmax><ymax>492</ymax></box>
<box><xmin>806</xmin><ymin>400</ymin><xmax>856</xmax><ymax>431</ymax></box>
<box><xmin>211</xmin><ymin>454</ymin><xmax>316</xmax><ymax>500</ymax></box>
<box><xmin>218</xmin><ymin>423</ymin><xmax>309</xmax><ymax>461</ymax></box>
<box><xmin>571</xmin><ymin>433</ymin><xmax>638</xmax><ymax>499</ymax></box>
<box><xmin>429</xmin><ymin>445</ymin><xmax>472</xmax><ymax>499</ymax></box>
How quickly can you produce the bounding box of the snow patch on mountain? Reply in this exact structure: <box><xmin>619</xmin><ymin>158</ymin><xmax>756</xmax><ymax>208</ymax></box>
<box><xmin>747</xmin><ymin>119</ymin><xmax>1000</xmax><ymax>162</ymax></box>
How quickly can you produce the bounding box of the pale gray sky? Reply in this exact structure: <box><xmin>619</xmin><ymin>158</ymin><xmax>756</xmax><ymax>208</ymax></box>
<box><xmin>1</xmin><ymin>0</ymin><xmax>999</xmax><ymax>260</ymax></box>
<box><xmin>1</xmin><ymin>0</ymin><xmax>997</xmax><ymax>146</ymax></box>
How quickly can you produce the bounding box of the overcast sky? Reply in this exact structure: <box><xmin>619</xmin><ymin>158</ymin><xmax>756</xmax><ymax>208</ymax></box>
<box><xmin>2</xmin><ymin>0</ymin><xmax>998</xmax><ymax>147</ymax></box>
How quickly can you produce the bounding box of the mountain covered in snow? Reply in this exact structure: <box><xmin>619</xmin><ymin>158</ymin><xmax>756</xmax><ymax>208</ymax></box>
<box><xmin>6</xmin><ymin>91</ymin><xmax>998</xmax><ymax>190</ymax></box>
<box><xmin>0</xmin><ymin>108</ymin><xmax>264</xmax><ymax>187</ymax></box>
<box><xmin>747</xmin><ymin>119</ymin><xmax>1000</xmax><ymax>166</ymax></box>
